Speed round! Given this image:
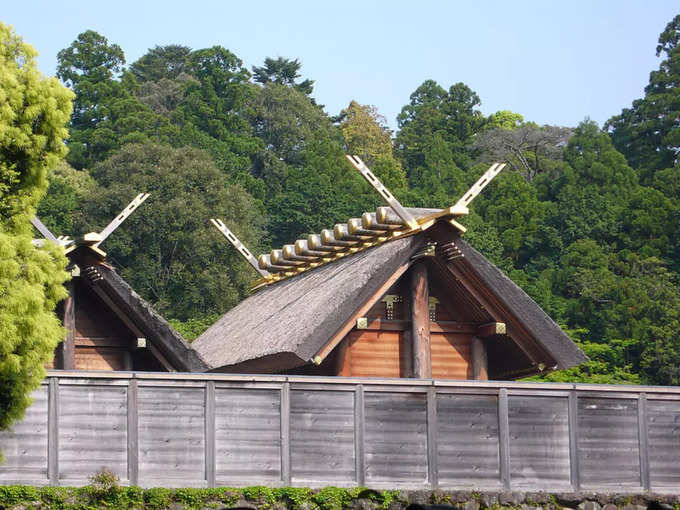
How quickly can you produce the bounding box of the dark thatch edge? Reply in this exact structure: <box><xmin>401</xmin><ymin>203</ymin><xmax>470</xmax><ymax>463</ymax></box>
<box><xmin>85</xmin><ymin>264</ymin><xmax>208</xmax><ymax>372</ymax></box>
<box><xmin>456</xmin><ymin>239</ymin><xmax>588</xmax><ymax>369</ymax></box>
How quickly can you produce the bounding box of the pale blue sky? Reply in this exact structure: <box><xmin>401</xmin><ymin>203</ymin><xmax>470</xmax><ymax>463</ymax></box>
<box><xmin>4</xmin><ymin>2</ymin><xmax>678</xmax><ymax>130</ymax></box>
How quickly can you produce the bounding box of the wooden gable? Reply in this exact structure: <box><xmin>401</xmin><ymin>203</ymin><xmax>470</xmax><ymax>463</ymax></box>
<box><xmin>49</xmin><ymin>246</ymin><xmax>207</xmax><ymax>372</ymax></box>
<box><xmin>281</xmin><ymin>222</ymin><xmax>578</xmax><ymax>381</ymax></box>
<box><xmin>287</xmin><ymin>258</ymin><xmax>482</xmax><ymax>380</ymax></box>
<box><xmin>49</xmin><ymin>278</ymin><xmax>167</xmax><ymax>371</ymax></box>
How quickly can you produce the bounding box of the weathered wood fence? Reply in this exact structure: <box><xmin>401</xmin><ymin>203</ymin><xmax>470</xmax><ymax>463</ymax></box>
<box><xmin>1</xmin><ymin>371</ymin><xmax>679</xmax><ymax>492</ymax></box>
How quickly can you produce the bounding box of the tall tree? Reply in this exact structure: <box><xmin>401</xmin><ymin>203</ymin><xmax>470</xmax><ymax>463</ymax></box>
<box><xmin>473</xmin><ymin>124</ymin><xmax>572</xmax><ymax>181</ymax></box>
<box><xmin>56</xmin><ymin>30</ymin><xmax>126</xmax><ymax>133</ymax></box>
<box><xmin>129</xmin><ymin>44</ymin><xmax>192</xmax><ymax>83</ymax></box>
<box><xmin>252</xmin><ymin>57</ymin><xmax>314</xmax><ymax>95</ymax></box>
<box><xmin>78</xmin><ymin>143</ymin><xmax>264</xmax><ymax>320</ymax></box>
<box><xmin>396</xmin><ymin>80</ymin><xmax>486</xmax><ymax>171</ymax></box>
<box><xmin>172</xmin><ymin>46</ymin><xmax>258</xmax><ymax>178</ymax></box>
<box><xmin>337</xmin><ymin>100</ymin><xmax>406</xmax><ymax>195</ymax></box>
<box><xmin>245</xmin><ymin>83</ymin><xmax>359</xmax><ymax>244</ymax></box>
<box><xmin>0</xmin><ymin>23</ymin><xmax>72</xmax><ymax>438</ymax></box>
<box><xmin>606</xmin><ymin>15</ymin><xmax>680</xmax><ymax>180</ymax></box>
<box><xmin>57</xmin><ymin>31</ymin><xmax>179</xmax><ymax>169</ymax></box>
<box><xmin>541</xmin><ymin>120</ymin><xmax>638</xmax><ymax>249</ymax></box>
<box><xmin>395</xmin><ymin>80</ymin><xmax>486</xmax><ymax>206</ymax></box>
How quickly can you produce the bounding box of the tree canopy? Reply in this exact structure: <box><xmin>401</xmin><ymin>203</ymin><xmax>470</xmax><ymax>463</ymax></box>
<box><xmin>28</xmin><ymin>14</ymin><xmax>680</xmax><ymax>388</ymax></box>
<box><xmin>0</xmin><ymin>23</ymin><xmax>72</xmax><ymax>438</ymax></box>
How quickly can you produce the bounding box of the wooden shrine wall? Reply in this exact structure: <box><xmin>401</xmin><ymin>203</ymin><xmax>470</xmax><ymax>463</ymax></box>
<box><xmin>430</xmin><ymin>332</ymin><xmax>472</xmax><ymax>379</ymax></box>
<box><xmin>333</xmin><ymin>279</ymin><xmax>475</xmax><ymax>379</ymax></box>
<box><xmin>337</xmin><ymin>327</ymin><xmax>473</xmax><ymax>379</ymax></box>
<box><xmin>72</xmin><ymin>280</ymin><xmax>133</xmax><ymax>370</ymax></box>
<box><xmin>2</xmin><ymin>371</ymin><xmax>678</xmax><ymax>492</ymax></box>
<box><xmin>49</xmin><ymin>279</ymin><xmax>167</xmax><ymax>372</ymax></box>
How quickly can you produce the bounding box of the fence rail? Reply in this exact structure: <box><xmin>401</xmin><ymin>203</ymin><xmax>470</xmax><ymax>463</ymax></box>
<box><xmin>1</xmin><ymin>371</ymin><xmax>679</xmax><ymax>492</ymax></box>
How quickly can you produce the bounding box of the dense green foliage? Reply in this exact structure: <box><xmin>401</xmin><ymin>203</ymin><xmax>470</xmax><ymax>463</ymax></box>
<box><xmin>0</xmin><ymin>24</ymin><xmax>71</xmax><ymax>437</ymax></box>
<box><xmin>606</xmin><ymin>14</ymin><xmax>680</xmax><ymax>183</ymax></box>
<box><xmin>35</xmin><ymin>15</ymin><xmax>680</xmax><ymax>385</ymax></box>
<box><xmin>0</xmin><ymin>479</ymin><xmax>404</xmax><ymax>510</ymax></box>
<box><xmin>79</xmin><ymin>143</ymin><xmax>264</xmax><ymax>320</ymax></box>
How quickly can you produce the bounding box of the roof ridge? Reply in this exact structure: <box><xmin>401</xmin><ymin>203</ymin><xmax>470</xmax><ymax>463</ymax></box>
<box><xmin>250</xmin><ymin>206</ymin><xmax>460</xmax><ymax>290</ymax></box>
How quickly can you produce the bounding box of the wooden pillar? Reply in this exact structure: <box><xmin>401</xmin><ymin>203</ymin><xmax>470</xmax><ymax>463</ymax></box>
<box><xmin>471</xmin><ymin>336</ymin><xmax>488</xmax><ymax>380</ymax></box>
<box><xmin>410</xmin><ymin>262</ymin><xmax>431</xmax><ymax>378</ymax></box>
<box><xmin>61</xmin><ymin>281</ymin><xmax>76</xmax><ymax>370</ymax></box>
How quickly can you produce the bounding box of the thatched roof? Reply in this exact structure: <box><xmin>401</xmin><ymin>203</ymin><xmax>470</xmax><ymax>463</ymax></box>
<box><xmin>193</xmin><ymin>235</ymin><xmax>424</xmax><ymax>372</ymax></box>
<box><xmin>455</xmin><ymin>240</ymin><xmax>587</xmax><ymax>370</ymax></box>
<box><xmin>193</xmin><ymin>216</ymin><xmax>587</xmax><ymax>374</ymax></box>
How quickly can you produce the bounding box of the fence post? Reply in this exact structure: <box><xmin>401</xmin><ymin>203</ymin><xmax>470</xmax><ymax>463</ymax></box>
<box><xmin>354</xmin><ymin>384</ymin><xmax>365</xmax><ymax>486</ymax></box>
<box><xmin>568</xmin><ymin>390</ymin><xmax>580</xmax><ymax>491</ymax></box>
<box><xmin>281</xmin><ymin>381</ymin><xmax>291</xmax><ymax>485</ymax></box>
<box><xmin>427</xmin><ymin>386</ymin><xmax>438</xmax><ymax>489</ymax></box>
<box><xmin>205</xmin><ymin>381</ymin><xmax>216</xmax><ymax>488</ymax></box>
<box><xmin>48</xmin><ymin>377</ymin><xmax>59</xmax><ymax>486</ymax></box>
<box><xmin>127</xmin><ymin>378</ymin><xmax>139</xmax><ymax>486</ymax></box>
<box><xmin>638</xmin><ymin>393</ymin><xmax>650</xmax><ymax>491</ymax></box>
<box><xmin>498</xmin><ymin>388</ymin><xmax>511</xmax><ymax>491</ymax></box>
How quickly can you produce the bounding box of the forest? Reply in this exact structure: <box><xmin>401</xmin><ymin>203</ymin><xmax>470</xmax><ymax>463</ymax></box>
<box><xmin>24</xmin><ymin>14</ymin><xmax>680</xmax><ymax>386</ymax></box>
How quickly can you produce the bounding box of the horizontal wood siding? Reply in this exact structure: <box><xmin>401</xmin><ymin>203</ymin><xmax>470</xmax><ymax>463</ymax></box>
<box><xmin>341</xmin><ymin>326</ymin><xmax>471</xmax><ymax>379</ymax></box>
<box><xmin>437</xmin><ymin>394</ymin><xmax>500</xmax><ymax>486</ymax></box>
<box><xmin>214</xmin><ymin>387</ymin><xmax>281</xmax><ymax>483</ymax></box>
<box><xmin>508</xmin><ymin>396</ymin><xmax>570</xmax><ymax>487</ymax></box>
<box><xmin>343</xmin><ymin>330</ymin><xmax>407</xmax><ymax>378</ymax></box>
<box><xmin>5</xmin><ymin>373</ymin><xmax>680</xmax><ymax>492</ymax></box>
<box><xmin>72</xmin><ymin>280</ymin><xmax>132</xmax><ymax>371</ymax></box>
<box><xmin>578</xmin><ymin>397</ymin><xmax>640</xmax><ymax>488</ymax></box>
<box><xmin>364</xmin><ymin>392</ymin><xmax>428</xmax><ymax>483</ymax></box>
<box><xmin>430</xmin><ymin>332</ymin><xmax>472</xmax><ymax>379</ymax></box>
<box><xmin>647</xmin><ymin>399</ymin><xmax>680</xmax><ymax>488</ymax></box>
<box><xmin>58</xmin><ymin>384</ymin><xmax>127</xmax><ymax>481</ymax></box>
<box><xmin>74</xmin><ymin>347</ymin><xmax>128</xmax><ymax>371</ymax></box>
<box><xmin>290</xmin><ymin>390</ymin><xmax>355</xmax><ymax>483</ymax></box>
<box><xmin>138</xmin><ymin>386</ymin><xmax>205</xmax><ymax>486</ymax></box>
<box><xmin>0</xmin><ymin>387</ymin><xmax>48</xmax><ymax>483</ymax></box>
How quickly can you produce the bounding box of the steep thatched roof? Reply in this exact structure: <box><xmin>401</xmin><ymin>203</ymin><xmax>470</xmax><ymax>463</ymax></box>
<box><xmin>193</xmin><ymin>217</ymin><xmax>587</xmax><ymax>374</ymax></box>
<box><xmin>455</xmin><ymin>240</ymin><xmax>586</xmax><ymax>370</ymax></box>
<box><xmin>193</xmin><ymin>235</ymin><xmax>424</xmax><ymax>372</ymax></box>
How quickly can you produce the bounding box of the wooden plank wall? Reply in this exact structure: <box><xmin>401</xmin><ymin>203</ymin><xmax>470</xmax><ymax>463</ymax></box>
<box><xmin>214</xmin><ymin>386</ymin><xmax>281</xmax><ymax>484</ymax></box>
<box><xmin>0</xmin><ymin>387</ymin><xmax>48</xmax><ymax>485</ymax></box>
<box><xmin>58</xmin><ymin>384</ymin><xmax>128</xmax><ymax>482</ymax></box>
<box><xmin>364</xmin><ymin>392</ymin><xmax>428</xmax><ymax>484</ymax></box>
<box><xmin>73</xmin><ymin>282</ymin><xmax>133</xmax><ymax>371</ymax></box>
<box><xmin>138</xmin><ymin>384</ymin><xmax>206</xmax><ymax>486</ymax></box>
<box><xmin>290</xmin><ymin>389</ymin><xmax>355</xmax><ymax>483</ymax></box>
<box><xmin>2</xmin><ymin>373</ymin><xmax>680</xmax><ymax>492</ymax></box>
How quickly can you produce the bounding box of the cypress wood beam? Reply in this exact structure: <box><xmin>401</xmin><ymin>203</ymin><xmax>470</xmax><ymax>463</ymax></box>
<box><xmin>410</xmin><ymin>262</ymin><xmax>431</xmax><ymax>378</ymax></box>
<box><xmin>477</xmin><ymin>321</ymin><xmax>506</xmax><ymax>337</ymax></box>
<box><xmin>61</xmin><ymin>281</ymin><xmax>76</xmax><ymax>370</ymax></box>
<box><xmin>471</xmin><ymin>336</ymin><xmax>488</xmax><ymax>380</ymax></box>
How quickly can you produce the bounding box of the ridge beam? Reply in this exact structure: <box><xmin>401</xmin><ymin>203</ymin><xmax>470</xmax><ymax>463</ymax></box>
<box><xmin>346</xmin><ymin>155</ymin><xmax>418</xmax><ymax>229</ymax></box>
<box><xmin>211</xmin><ymin>218</ymin><xmax>270</xmax><ymax>278</ymax></box>
<box><xmin>334</xmin><ymin>223</ymin><xmax>374</xmax><ymax>242</ymax></box>
<box><xmin>361</xmin><ymin>212</ymin><xmax>401</xmax><ymax>231</ymax></box>
<box><xmin>257</xmin><ymin>254</ymin><xmax>300</xmax><ymax>273</ymax></box>
<box><xmin>294</xmin><ymin>239</ymin><xmax>330</xmax><ymax>258</ymax></box>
